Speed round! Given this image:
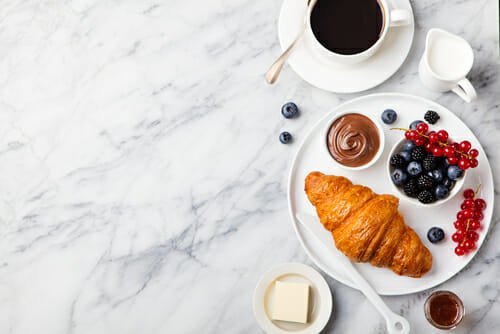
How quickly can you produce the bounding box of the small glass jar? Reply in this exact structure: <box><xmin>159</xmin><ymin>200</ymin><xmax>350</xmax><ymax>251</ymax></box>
<box><xmin>424</xmin><ymin>290</ymin><xmax>464</xmax><ymax>330</ymax></box>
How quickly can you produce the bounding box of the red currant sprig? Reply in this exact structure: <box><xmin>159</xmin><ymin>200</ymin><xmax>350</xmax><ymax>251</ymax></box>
<box><xmin>392</xmin><ymin>121</ymin><xmax>480</xmax><ymax>171</ymax></box>
<box><xmin>452</xmin><ymin>186</ymin><xmax>486</xmax><ymax>256</ymax></box>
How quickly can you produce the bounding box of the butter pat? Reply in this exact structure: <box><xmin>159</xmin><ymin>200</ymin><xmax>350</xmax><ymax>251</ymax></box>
<box><xmin>272</xmin><ymin>281</ymin><xmax>310</xmax><ymax>323</ymax></box>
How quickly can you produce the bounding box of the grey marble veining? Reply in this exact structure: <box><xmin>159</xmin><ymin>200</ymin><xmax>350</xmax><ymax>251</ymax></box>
<box><xmin>0</xmin><ymin>0</ymin><xmax>498</xmax><ymax>333</ymax></box>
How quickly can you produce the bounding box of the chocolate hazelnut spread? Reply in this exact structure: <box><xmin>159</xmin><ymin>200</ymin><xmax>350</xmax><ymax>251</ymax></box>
<box><xmin>326</xmin><ymin>113</ymin><xmax>380</xmax><ymax>167</ymax></box>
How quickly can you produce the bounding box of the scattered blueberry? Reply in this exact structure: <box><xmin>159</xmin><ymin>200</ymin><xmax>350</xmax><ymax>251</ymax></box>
<box><xmin>409</xmin><ymin>120</ymin><xmax>423</xmax><ymax>130</ymax></box>
<box><xmin>391</xmin><ymin>169</ymin><xmax>408</xmax><ymax>186</ymax></box>
<box><xmin>427</xmin><ymin>227</ymin><xmax>445</xmax><ymax>243</ymax></box>
<box><xmin>447</xmin><ymin>165</ymin><xmax>464</xmax><ymax>180</ymax></box>
<box><xmin>281</xmin><ymin>102</ymin><xmax>299</xmax><ymax>119</ymax></box>
<box><xmin>435</xmin><ymin>184</ymin><xmax>450</xmax><ymax>200</ymax></box>
<box><xmin>442</xmin><ymin>178</ymin><xmax>455</xmax><ymax>189</ymax></box>
<box><xmin>381</xmin><ymin>109</ymin><xmax>398</xmax><ymax>124</ymax></box>
<box><xmin>402</xmin><ymin>140</ymin><xmax>416</xmax><ymax>152</ymax></box>
<box><xmin>279</xmin><ymin>131</ymin><xmax>292</xmax><ymax>144</ymax></box>
<box><xmin>430</xmin><ymin>169</ymin><xmax>444</xmax><ymax>182</ymax></box>
<box><xmin>399</xmin><ymin>151</ymin><xmax>412</xmax><ymax>162</ymax></box>
<box><xmin>407</xmin><ymin>161</ymin><xmax>423</xmax><ymax>177</ymax></box>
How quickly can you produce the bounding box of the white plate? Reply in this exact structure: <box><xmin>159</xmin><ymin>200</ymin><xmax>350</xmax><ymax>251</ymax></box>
<box><xmin>287</xmin><ymin>93</ymin><xmax>494</xmax><ymax>296</ymax></box>
<box><xmin>278</xmin><ymin>0</ymin><xmax>414</xmax><ymax>93</ymax></box>
<box><xmin>253</xmin><ymin>263</ymin><xmax>333</xmax><ymax>334</ymax></box>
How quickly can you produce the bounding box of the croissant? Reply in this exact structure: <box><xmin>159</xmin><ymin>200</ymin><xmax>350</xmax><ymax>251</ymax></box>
<box><xmin>305</xmin><ymin>172</ymin><xmax>432</xmax><ymax>278</ymax></box>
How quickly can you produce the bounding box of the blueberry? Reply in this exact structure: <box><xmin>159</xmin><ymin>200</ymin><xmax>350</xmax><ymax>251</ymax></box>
<box><xmin>391</xmin><ymin>169</ymin><xmax>408</xmax><ymax>186</ymax></box>
<box><xmin>427</xmin><ymin>227</ymin><xmax>445</xmax><ymax>243</ymax></box>
<box><xmin>407</xmin><ymin>161</ymin><xmax>423</xmax><ymax>177</ymax></box>
<box><xmin>447</xmin><ymin>165</ymin><xmax>464</xmax><ymax>180</ymax></box>
<box><xmin>435</xmin><ymin>184</ymin><xmax>450</xmax><ymax>200</ymax></box>
<box><xmin>430</xmin><ymin>169</ymin><xmax>444</xmax><ymax>182</ymax></box>
<box><xmin>409</xmin><ymin>120</ymin><xmax>423</xmax><ymax>130</ymax></box>
<box><xmin>381</xmin><ymin>109</ymin><xmax>397</xmax><ymax>124</ymax></box>
<box><xmin>279</xmin><ymin>131</ymin><xmax>292</xmax><ymax>144</ymax></box>
<box><xmin>399</xmin><ymin>151</ymin><xmax>412</xmax><ymax>162</ymax></box>
<box><xmin>402</xmin><ymin>140</ymin><xmax>416</xmax><ymax>152</ymax></box>
<box><xmin>281</xmin><ymin>102</ymin><xmax>299</xmax><ymax>119</ymax></box>
<box><xmin>442</xmin><ymin>178</ymin><xmax>455</xmax><ymax>190</ymax></box>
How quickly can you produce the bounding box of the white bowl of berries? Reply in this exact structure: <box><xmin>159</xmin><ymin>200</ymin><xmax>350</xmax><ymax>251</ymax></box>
<box><xmin>387</xmin><ymin>121</ymin><xmax>479</xmax><ymax>206</ymax></box>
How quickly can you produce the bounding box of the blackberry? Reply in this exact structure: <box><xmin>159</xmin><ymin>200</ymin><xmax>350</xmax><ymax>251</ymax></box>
<box><xmin>390</xmin><ymin>154</ymin><xmax>406</xmax><ymax>168</ymax></box>
<box><xmin>417</xmin><ymin>174</ymin><xmax>435</xmax><ymax>190</ymax></box>
<box><xmin>424</xmin><ymin>110</ymin><xmax>440</xmax><ymax>124</ymax></box>
<box><xmin>411</xmin><ymin>147</ymin><xmax>427</xmax><ymax>161</ymax></box>
<box><xmin>418</xmin><ymin>190</ymin><xmax>436</xmax><ymax>204</ymax></box>
<box><xmin>422</xmin><ymin>155</ymin><xmax>437</xmax><ymax>171</ymax></box>
<box><xmin>403</xmin><ymin>179</ymin><xmax>419</xmax><ymax>198</ymax></box>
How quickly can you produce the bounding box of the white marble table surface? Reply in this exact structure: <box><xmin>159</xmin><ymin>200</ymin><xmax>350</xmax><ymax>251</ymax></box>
<box><xmin>0</xmin><ymin>0</ymin><xmax>498</xmax><ymax>333</ymax></box>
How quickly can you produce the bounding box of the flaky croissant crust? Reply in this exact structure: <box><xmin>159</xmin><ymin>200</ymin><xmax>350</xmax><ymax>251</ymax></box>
<box><xmin>305</xmin><ymin>172</ymin><xmax>432</xmax><ymax>278</ymax></box>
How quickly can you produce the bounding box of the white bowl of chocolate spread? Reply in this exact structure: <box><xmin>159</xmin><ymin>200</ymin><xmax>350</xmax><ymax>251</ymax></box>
<box><xmin>323</xmin><ymin>112</ymin><xmax>385</xmax><ymax>171</ymax></box>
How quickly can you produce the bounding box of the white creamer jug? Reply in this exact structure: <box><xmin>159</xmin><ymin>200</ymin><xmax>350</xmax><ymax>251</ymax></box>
<box><xmin>419</xmin><ymin>28</ymin><xmax>477</xmax><ymax>103</ymax></box>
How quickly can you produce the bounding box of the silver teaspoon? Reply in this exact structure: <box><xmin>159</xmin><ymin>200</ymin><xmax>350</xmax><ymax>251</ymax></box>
<box><xmin>265</xmin><ymin>0</ymin><xmax>314</xmax><ymax>84</ymax></box>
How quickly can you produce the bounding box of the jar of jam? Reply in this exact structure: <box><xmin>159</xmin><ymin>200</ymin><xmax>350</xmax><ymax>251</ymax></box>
<box><xmin>424</xmin><ymin>290</ymin><xmax>464</xmax><ymax>330</ymax></box>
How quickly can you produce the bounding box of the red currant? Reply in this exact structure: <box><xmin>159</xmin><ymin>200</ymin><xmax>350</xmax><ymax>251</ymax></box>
<box><xmin>456</xmin><ymin>211</ymin><xmax>465</xmax><ymax>220</ymax></box>
<box><xmin>414</xmin><ymin>137</ymin><xmax>426</xmax><ymax>146</ymax></box>
<box><xmin>437</xmin><ymin>130</ymin><xmax>449</xmax><ymax>142</ymax></box>
<box><xmin>447</xmin><ymin>156</ymin><xmax>459</xmax><ymax>165</ymax></box>
<box><xmin>454</xmin><ymin>246</ymin><xmax>466</xmax><ymax>256</ymax></box>
<box><xmin>451</xmin><ymin>232</ymin><xmax>463</xmax><ymax>243</ymax></box>
<box><xmin>452</xmin><ymin>142</ymin><xmax>460</xmax><ymax>151</ymax></box>
<box><xmin>463</xmin><ymin>240</ymin><xmax>475</xmax><ymax>250</ymax></box>
<box><xmin>428</xmin><ymin>132</ymin><xmax>439</xmax><ymax>143</ymax></box>
<box><xmin>432</xmin><ymin>146</ymin><xmax>443</xmax><ymax>157</ymax></box>
<box><xmin>473</xmin><ymin>211</ymin><xmax>484</xmax><ymax>221</ymax></box>
<box><xmin>469</xmin><ymin>149</ymin><xmax>479</xmax><ymax>158</ymax></box>
<box><xmin>469</xmin><ymin>220</ymin><xmax>481</xmax><ymax>230</ymax></box>
<box><xmin>454</xmin><ymin>220</ymin><xmax>466</xmax><ymax>229</ymax></box>
<box><xmin>469</xmin><ymin>158</ymin><xmax>478</xmax><ymax>168</ymax></box>
<box><xmin>463</xmin><ymin>199</ymin><xmax>475</xmax><ymax>208</ymax></box>
<box><xmin>467</xmin><ymin>231</ymin><xmax>479</xmax><ymax>242</ymax></box>
<box><xmin>462</xmin><ymin>209</ymin><xmax>474</xmax><ymax>219</ymax></box>
<box><xmin>405</xmin><ymin>131</ymin><xmax>412</xmax><ymax>140</ymax></box>
<box><xmin>463</xmin><ymin>188</ymin><xmax>475</xmax><ymax>199</ymax></box>
<box><xmin>455</xmin><ymin>228</ymin><xmax>467</xmax><ymax>237</ymax></box>
<box><xmin>409</xmin><ymin>130</ymin><xmax>418</xmax><ymax>140</ymax></box>
<box><xmin>416</xmin><ymin>122</ymin><xmax>429</xmax><ymax>134</ymax></box>
<box><xmin>443</xmin><ymin>146</ymin><xmax>455</xmax><ymax>157</ymax></box>
<box><xmin>459</xmin><ymin>140</ymin><xmax>472</xmax><ymax>152</ymax></box>
<box><xmin>474</xmin><ymin>198</ymin><xmax>487</xmax><ymax>211</ymax></box>
<box><xmin>458</xmin><ymin>158</ymin><xmax>470</xmax><ymax>170</ymax></box>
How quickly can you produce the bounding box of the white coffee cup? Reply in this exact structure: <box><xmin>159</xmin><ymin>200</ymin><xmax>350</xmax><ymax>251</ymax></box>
<box><xmin>306</xmin><ymin>0</ymin><xmax>412</xmax><ymax>65</ymax></box>
<box><xmin>419</xmin><ymin>28</ymin><xmax>477</xmax><ymax>103</ymax></box>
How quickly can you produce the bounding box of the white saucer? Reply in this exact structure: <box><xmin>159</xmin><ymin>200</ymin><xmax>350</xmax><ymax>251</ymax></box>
<box><xmin>253</xmin><ymin>263</ymin><xmax>333</xmax><ymax>334</ymax></box>
<box><xmin>278</xmin><ymin>0</ymin><xmax>415</xmax><ymax>93</ymax></box>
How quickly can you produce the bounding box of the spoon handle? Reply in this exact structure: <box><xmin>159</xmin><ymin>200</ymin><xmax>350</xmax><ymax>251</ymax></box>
<box><xmin>265</xmin><ymin>28</ymin><xmax>305</xmax><ymax>84</ymax></box>
<box><xmin>295</xmin><ymin>213</ymin><xmax>410</xmax><ymax>334</ymax></box>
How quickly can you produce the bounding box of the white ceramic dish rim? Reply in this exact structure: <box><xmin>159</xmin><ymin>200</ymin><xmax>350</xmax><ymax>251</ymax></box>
<box><xmin>321</xmin><ymin>110</ymin><xmax>386</xmax><ymax>171</ymax></box>
<box><xmin>252</xmin><ymin>262</ymin><xmax>333</xmax><ymax>334</ymax></box>
<box><xmin>386</xmin><ymin>138</ymin><xmax>466</xmax><ymax>207</ymax></box>
<box><xmin>287</xmin><ymin>92</ymin><xmax>494</xmax><ymax>296</ymax></box>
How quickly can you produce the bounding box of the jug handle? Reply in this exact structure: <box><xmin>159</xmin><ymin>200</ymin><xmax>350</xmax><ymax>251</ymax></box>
<box><xmin>387</xmin><ymin>0</ymin><xmax>411</xmax><ymax>27</ymax></box>
<box><xmin>452</xmin><ymin>78</ymin><xmax>477</xmax><ymax>103</ymax></box>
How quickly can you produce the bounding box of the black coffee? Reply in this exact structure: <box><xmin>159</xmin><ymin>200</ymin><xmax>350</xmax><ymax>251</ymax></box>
<box><xmin>311</xmin><ymin>0</ymin><xmax>384</xmax><ymax>55</ymax></box>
